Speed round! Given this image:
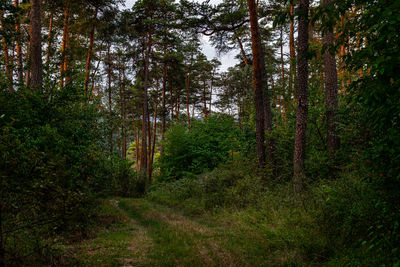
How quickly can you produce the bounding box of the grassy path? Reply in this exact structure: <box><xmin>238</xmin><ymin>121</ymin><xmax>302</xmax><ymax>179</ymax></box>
<box><xmin>68</xmin><ymin>198</ymin><xmax>318</xmax><ymax>266</ymax></box>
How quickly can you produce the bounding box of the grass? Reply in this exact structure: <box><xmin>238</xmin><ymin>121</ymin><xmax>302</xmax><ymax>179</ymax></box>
<box><xmin>64</xmin><ymin>167</ymin><xmax>396</xmax><ymax>266</ymax></box>
<box><xmin>66</xmin><ymin>194</ymin><xmax>332</xmax><ymax>266</ymax></box>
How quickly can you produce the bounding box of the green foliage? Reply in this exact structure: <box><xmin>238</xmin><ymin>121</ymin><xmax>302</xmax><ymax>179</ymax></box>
<box><xmin>313</xmin><ymin>174</ymin><xmax>400</xmax><ymax>265</ymax></box>
<box><xmin>339</xmin><ymin>0</ymin><xmax>400</xmax><ymax>261</ymax></box>
<box><xmin>106</xmin><ymin>157</ymin><xmax>145</xmax><ymax>197</ymax></box>
<box><xmin>150</xmin><ymin>160</ymin><xmax>262</xmax><ymax>213</ymax></box>
<box><xmin>0</xmin><ymin>87</ymin><xmax>138</xmax><ymax>264</ymax></box>
<box><xmin>344</xmin><ymin>0</ymin><xmax>400</xmax><ymax>185</ymax></box>
<box><xmin>158</xmin><ymin>114</ymin><xmax>243</xmax><ymax>181</ymax></box>
<box><xmin>150</xmin><ymin>164</ymin><xmax>400</xmax><ymax>265</ymax></box>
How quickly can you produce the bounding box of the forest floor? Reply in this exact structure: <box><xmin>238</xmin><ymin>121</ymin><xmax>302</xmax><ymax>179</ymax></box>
<box><xmin>67</xmin><ymin>198</ymin><xmax>315</xmax><ymax>266</ymax></box>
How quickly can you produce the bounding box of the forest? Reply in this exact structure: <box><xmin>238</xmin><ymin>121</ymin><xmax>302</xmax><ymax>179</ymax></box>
<box><xmin>0</xmin><ymin>0</ymin><xmax>399</xmax><ymax>265</ymax></box>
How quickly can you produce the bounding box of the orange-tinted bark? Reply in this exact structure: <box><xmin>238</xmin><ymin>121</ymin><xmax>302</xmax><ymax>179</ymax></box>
<box><xmin>15</xmin><ymin>0</ymin><xmax>23</xmax><ymax>85</ymax></box>
<box><xmin>84</xmin><ymin>7</ymin><xmax>98</xmax><ymax>96</ymax></box>
<box><xmin>60</xmin><ymin>2</ymin><xmax>69</xmax><ymax>88</ymax></box>
<box><xmin>247</xmin><ymin>0</ymin><xmax>273</xmax><ymax>166</ymax></box>
<box><xmin>0</xmin><ymin>13</ymin><xmax>13</xmax><ymax>91</ymax></box>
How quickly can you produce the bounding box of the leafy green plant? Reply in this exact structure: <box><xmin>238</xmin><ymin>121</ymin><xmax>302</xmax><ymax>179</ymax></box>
<box><xmin>158</xmin><ymin>114</ymin><xmax>243</xmax><ymax>181</ymax></box>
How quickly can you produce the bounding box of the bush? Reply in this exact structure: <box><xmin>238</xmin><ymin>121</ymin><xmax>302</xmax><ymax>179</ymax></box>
<box><xmin>313</xmin><ymin>174</ymin><xmax>400</xmax><ymax>265</ymax></box>
<box><xmin>108</xmin><ymin>157</ymin><xmax>144</xmax><ymax>197</ymax></box>
<box><xmin>0</xmin><ymin>87</ymin><xmax>140</xmax><ymax>265</ymax></box>
<box><xmin>149</xmin><ymin>160</ymin><xmax>263</xmax><ymax>213</ymax></box>
<box><xmin>158</xmin><ymin>114</ymin><xmax>244</xmax><ymax>181</ymax></box>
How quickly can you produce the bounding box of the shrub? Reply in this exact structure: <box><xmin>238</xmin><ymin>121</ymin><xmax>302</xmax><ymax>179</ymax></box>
<box><xmin>0</xmin><ymin>87</ymin><xmax>139</xmax><ymax>264</ymax></box>
<box><xmin>158</xmin><ymin>114</ymin><xmax>243</xmax><ymax>181</ymax></box>
<box><xmin>313</xmin><ymin>174</ymin><xmax>400</xmax><ymax>265</ymax></box>
<box><xmin>149</xmin><ymin>160</ymin><xmax>263</xmax><ymax>213</ymax></box>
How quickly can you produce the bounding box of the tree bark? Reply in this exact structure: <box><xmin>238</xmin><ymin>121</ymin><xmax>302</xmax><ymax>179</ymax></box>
<box><xmin>90</xmin><ymin>48</ymin><xmax>103</xmax><ymax>100</ymax></box>
<box><xmin>107</xmin><ymin>44</ymin><xmax>113</xmax><ymax>154</ymax></box>
<box><xmin>289</xmin><ymin>3</ymin><xmax>296</xmax><ymax>97</ymax></box>
<box><xmin>45</xmin><ymin>11</ymin><xmax>53</xmax><ymax>73</ymax></box>
<box><xmin>84</xmin><ymin>7</ymin><xmax>98</xmax><ymax>96</ymax></box>
<box><xmin>247</xmin><ymin>0</ymin><xmax>273</xmax><ymax>167</ymax></box>
<box><xmin>176</xmin><ymin>95</ymin><xmax>180</xmax><ymax>118</ymax></box>
<box><xmin>148</xmin><ymin>97</ymin><xmax>158</xmax><ymax>183</ymax></box>
<box><xmin>161</xmin><ymin>64</ymin><xmax>167</xmax><ymax>154</ymax></box>
<box><xmin>203</xmin><ymin>80</ymin><xmax>207</xmax><ymax>119</ymax></box>
<box><xmin>116</xmin><ymin>127</ymin><xmax>121</xmax><ymax>157</ymax></box>
<box><xmin>322</xmin><ymin>0</ymin><xmax>340</xmax><ymax>152</ymax></box>
<box><xmin>293</xmin><ymin>0</ymin><xmax>310</xmax><ymax>194</ymax></box>
<box><xmin>170</xmin><ymin>81</ymin><xmax>174</xmax><ymax>121</ymax></box>
<box><xmin>140</xmin><ymin>29</ymin><xmax>152</xmax><ymax>184</ymax></box>
<box><xmin>209</xmin><ymin>69</ymin><xmax>214</xmax><ymax>115</ymax></box>
<box><xmin>1</xmin><ymin>12</ymin><xmax>13</xmax><ymax>91</ymax></box>
<box><xmin>60</xmin><ymin>2</ymin><xmax>69</xmax><ymax>88</ymax></box>
<box><xmin>237</xmin><ymin>36</ymin><xmax>248</xmax><ymax>66</ymax></box>
<box><xmin>338</xmin><ymin>15</ymin><xmax>346</xmax><ymax>89</ymax></box>
<box><xmin>122</xmin><ymin>67</ymin><xmax>127</xmax><ymax>159</ymax></box>
<box><xmin>280</xmin><ymin>27</ymin><xmax>287</xmax><ymax>119</ymax></box>
<box><xmin>14</xmin><ymin>0</ymin><xmax>23</xmax><ymax>86</ymax></box>
<box><xmin>134</xmin><ymin>124</ymin><xmax>140</xmax><ymax>171</ymax></box>
<box><xmin>25</xmin><ymin>42</ymin><xmax>30</xmax><ymax>88</ymax></box>
<box><xmin>30</xmin><ymin>0</ymin><xmax>43</xmax><ymax>91</ymax></box>
<box><xmin>185</xmin><ymin>72</ymin><xmax>191</xmax><ymax>128</ymax></box>
<box><xmin>147</xmin><ymin>101</ymin><xmax>151</xmax><ymax>178</ymax></box>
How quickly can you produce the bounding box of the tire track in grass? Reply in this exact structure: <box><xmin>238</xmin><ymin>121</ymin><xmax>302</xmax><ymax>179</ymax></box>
<box><xmin>68</xmin><ymin>199</ymin><xmax>153</xmax><ymax>266</ymax></box>
<box><xmin>118</xmin><ymin>199</ymin><xmax>237</xmax><ymax>266</ymax></box>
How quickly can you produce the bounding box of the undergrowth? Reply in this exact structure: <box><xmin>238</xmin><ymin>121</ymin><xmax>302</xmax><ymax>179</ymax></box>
<box><xmin>148</xmin><ymin>162</ymin><xmax>399</xmax><ymax>266</ymax></box>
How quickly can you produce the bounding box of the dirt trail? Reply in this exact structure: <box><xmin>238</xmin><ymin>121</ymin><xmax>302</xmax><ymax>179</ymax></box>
<box><xmin>70</xmin><ymin>199</ymin><xmax>239</xmax><ymax>266</ymax></box>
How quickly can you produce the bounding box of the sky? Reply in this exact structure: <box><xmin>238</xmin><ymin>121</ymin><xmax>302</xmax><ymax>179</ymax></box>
<box><xmin>121</xmin><ymin>0</ymin><xmax>239</xmax><ymax>72</ymax></box>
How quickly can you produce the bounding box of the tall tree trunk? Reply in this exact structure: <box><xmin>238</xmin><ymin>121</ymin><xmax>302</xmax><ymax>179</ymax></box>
<box><xmin>60</xmin><ymin>2</ymin><xmax>69</xmax><ymax>88</ymax></box>
<box><xmin>122</xmin><ymin>68</ymin><xmax>127</xmax><ymax>159</ymax></box>
<box><xmin>84</xmin><ymin>7</ymin><xmax>98</xmax><ymax>96</ymax></box>
<box><xmin>0</xmin><ymin>13</ymin><xmax>13</xmax><ymax>91</ymax></box>
<box><xmin>14</xmin><ymin>0</ymin><xmax>23</xmax><ymax>86</ymax></box>
<box><xmin>30</xmin><ymin>0</ymin><xmax>43</xmax><ymax>91</ymax></box>
<box><xmin>185</xmin><ymin>72</ymin><xmax>191</xmax><ymax>128</ymax></box>
<box><xmin>238</xmin><ymin>100</ymin><xmax>243</xmax><ymax>128</ymax></box>
<box><xmin>170</xmin><ymin>82</ymin><xmax>174</xmax><ymax>120</ymax></box>
<box><xmin>293</xmin><ymin>0</ymin><xmax>310</xmax><ymax>194</ymax></box>
<box><xmin>45</xmin><ymin>11</ymin><xmax>53</xmax><ymax>73</ymax></box>
<box><xmin>322</xmin><ymin>0</ymin><xmax>340</xmax><ymax>153</ymax></box>
<box><xmin>289</xmin><ymin>3</ymin><xmax>296</xmax><ymax>98</ymax></box>
<box><xmin>140</xmin><ymin>29</ymin><xmax>152</xmax><ymax>184</ymax></box>
<box><xmin>25</xmin><ymin>43</ymin><xmax>30</xmax><ymax>88</ymax></box>
<box><xmin>176</xmin><ymin>95</ymin><xmax>180</xmax><ymax>118</ymax></box>
<box><xmin>247</xmin><ymin>0</ymin><xmax>273</xmax><ymax>167</ymax></box>
<box><xmin>107</xmin><ymin>44</ymin><xmax>113</xmax><ymax>154</ymax></box>
<box><xmin>280</xmin><ymin>27</ymin><xmax>287</xmax><ymax>119</ymax></box>
<box><xmin>148</xmin><ymin>97</ymin><xmax>158</xmax><ymax>183</ymax></box>
<box><xmin>280</xmin><ymin>27</ymin><xmax>285</xmax><ymax>88</ymax></box>
<box><xmin>147</xmin><ymin>103</ymin><xmax>151</xmax><ymax>178</ymax></box>
<box><xmin>161</xmin><ymin>64</ymin><xmax>167</xmax><ymax>154</ymax></box>
<box><xmin>338</xmin><ymin>15</ymin><xmax>346</xmax><ymax>89</ymax></box>
<box><xmin>203</xmin><ymin>80</ymin><xmax>207</xmax><ymax>119</ymax></box>
<box><xmin>209</xmin><ymin>69</ymin><xmax>214</xmax><ymax>114</ymax></box>
<box><xmin>135</xmin><ymin>125</ymin><xmax>140</xmax><ymax>171</ymax></box>
<box><xmin>116</xmin><ymin>127</ymin><xmax>121</xmax><ymax>157</ymax></box>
